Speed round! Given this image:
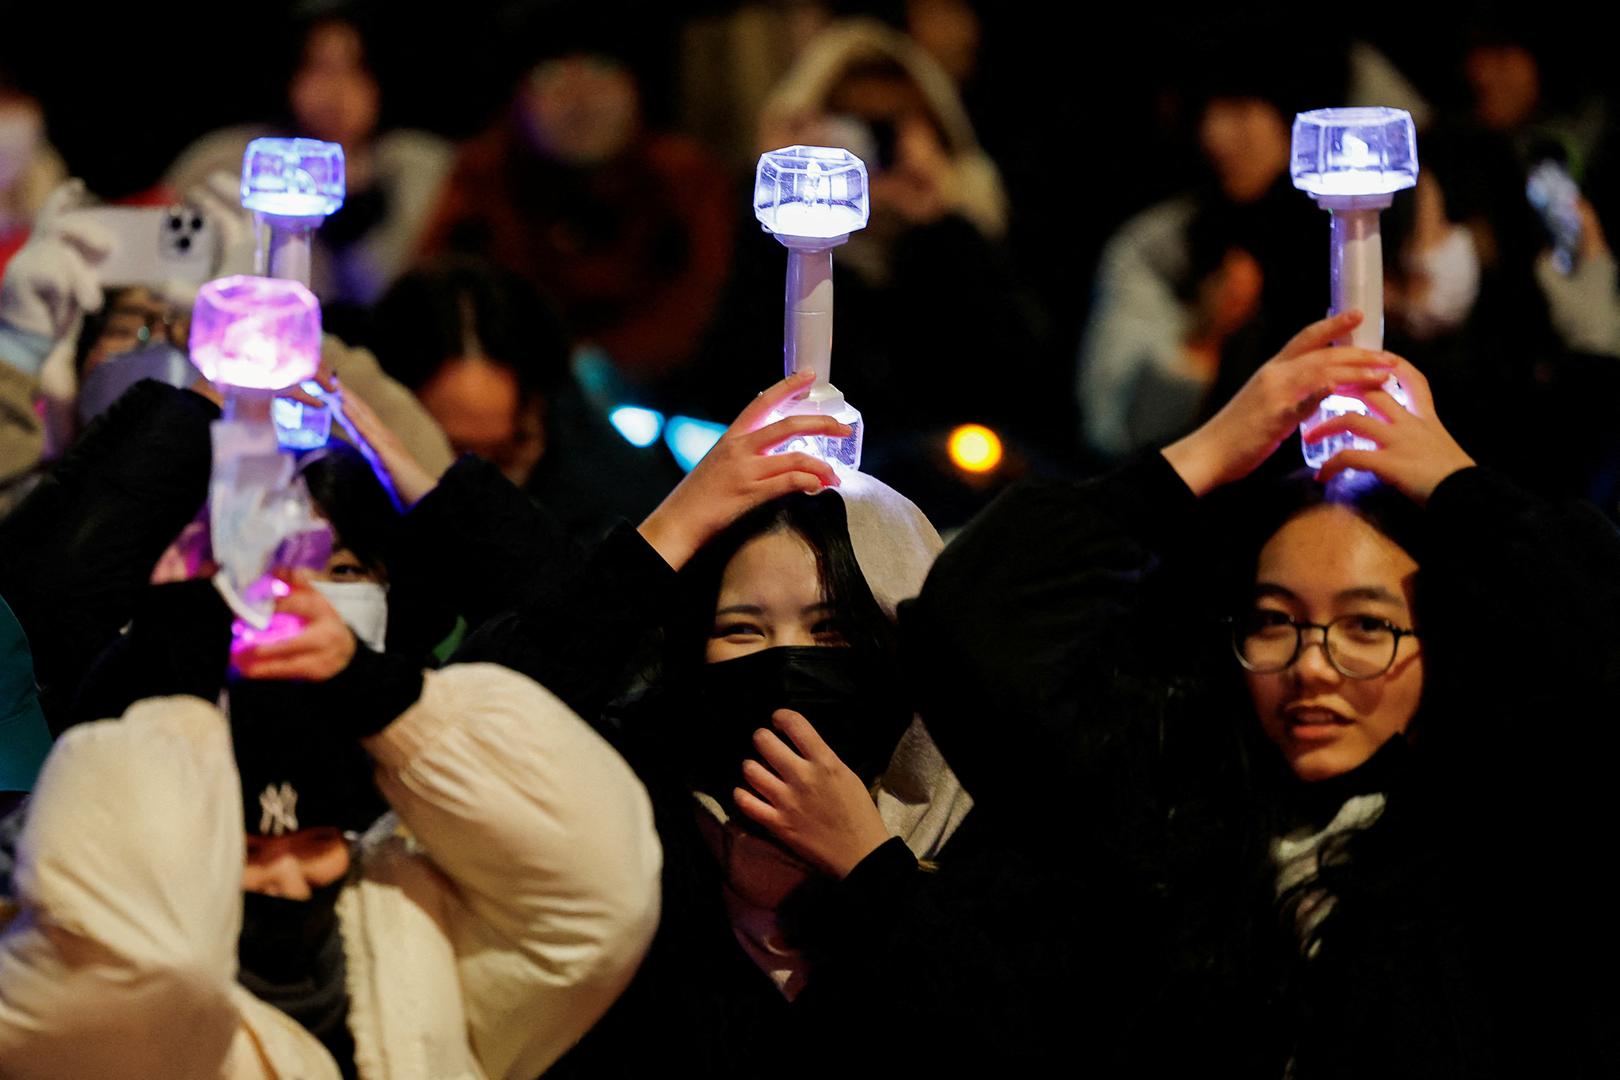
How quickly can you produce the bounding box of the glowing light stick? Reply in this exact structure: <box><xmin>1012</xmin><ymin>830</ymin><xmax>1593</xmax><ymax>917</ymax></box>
<box><xmin>191</xmin><ymin>276</ymin><xmax>331</xmax><ymax>633</ymax></box>
<box><xmin>241</xmin><ymin>138</ymin><xmax>345</xmax><ymax>286</ymax></box>
<box><xmin>1291</xmin><ymin>108</ymin><xmax>1418</xmax><ymax>469</ymax></box>
<box><xmin>755</xmin><ymin>146</ymin><xmax>869</xmax><ymax>470</ymax></box>
<box><xmin>191</xmin><ymin>275</ymin><xmax>322</xmax><ymax>395</ymax></box>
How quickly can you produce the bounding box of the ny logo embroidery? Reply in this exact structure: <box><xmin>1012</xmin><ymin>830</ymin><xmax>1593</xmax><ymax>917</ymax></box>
<box><xmin>258</xmin><ymin>783</ymin><xmax>300</xmax><ymax>835</ymax></box>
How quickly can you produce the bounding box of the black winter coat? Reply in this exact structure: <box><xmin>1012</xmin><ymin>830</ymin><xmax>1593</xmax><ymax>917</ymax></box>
<box><xmin>902</xmin><ymin>452</ymin><xmax>1620</xmax><ymax>1078</ymax></box>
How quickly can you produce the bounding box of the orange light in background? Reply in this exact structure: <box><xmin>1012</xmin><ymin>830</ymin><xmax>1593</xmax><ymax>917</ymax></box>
<box><xmin>948</xmin><ymin>424</ymin><xmax>1003</xmax><ymax>473</ymax></box>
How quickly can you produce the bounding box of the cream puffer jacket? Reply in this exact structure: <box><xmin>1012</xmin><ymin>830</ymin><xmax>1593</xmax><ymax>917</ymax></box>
<box><xmin>0</xmin><ymin>663</ymin><xmax>661</xmax><ymax>1079</ymax></box>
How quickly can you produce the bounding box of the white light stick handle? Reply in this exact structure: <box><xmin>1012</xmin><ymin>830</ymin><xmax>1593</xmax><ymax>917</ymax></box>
<box><xmin>1331</xmin><ymin>207</ymin><xmax>1383</xmax><ymax>348</ymax></box>
<box><xmin>784</xmin><ymin>247</ymin><xmax>833</xmax><ymax>387</ymax></box>
<box><xmin>1301</xmin><ymin>203</ymin><xmax>1409</xmax><ymax>469</ymax></box>
<box><xmin>270</xmin><ymin>225</ymin><xmax>313</xmax><ymax>288</ymax></box>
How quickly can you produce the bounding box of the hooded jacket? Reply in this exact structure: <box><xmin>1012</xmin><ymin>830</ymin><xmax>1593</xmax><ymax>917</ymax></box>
<box><xmin>444</xmin><ymin>468</ymin><xmax>1037</xmax><ymax>1077</ymax></box>
<box><xmin>0</xmin><ymin>661</ymin><xmax>661</xmax><ymax>1080</ymax></box>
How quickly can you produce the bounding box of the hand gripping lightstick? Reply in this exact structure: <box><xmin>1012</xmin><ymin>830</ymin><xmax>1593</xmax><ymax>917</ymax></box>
<box><xmin>754</xmin><ymin>146</ymin><xmax>870</xmax><ymax>470</ymax></box>
<box><xmin>1290</xmin><ymin>107</ymin><xmax>1418</xmax><ymax>469</ymax></box>
<box><xmin>190</xmin><ymin>276</ymin><xmax>332</xmax><ymax>646</ymax></box>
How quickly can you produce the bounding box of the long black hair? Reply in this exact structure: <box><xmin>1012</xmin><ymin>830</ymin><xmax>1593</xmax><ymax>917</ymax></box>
<box><xmin>665</xmin><ymin>491</ymin><xmax>895</xmax><ymax>676</ymax></box>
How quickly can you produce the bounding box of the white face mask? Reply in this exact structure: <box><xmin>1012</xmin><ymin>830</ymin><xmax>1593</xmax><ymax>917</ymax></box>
<box><xmin>1403</xmin><ymin>225</ymin><xmax>1481</xmax><ymax>339</ymax></box>
<box><xmin>309</xmin><ymin>580</ymin><xmax>389</xmax><ymax>653</ymax></box>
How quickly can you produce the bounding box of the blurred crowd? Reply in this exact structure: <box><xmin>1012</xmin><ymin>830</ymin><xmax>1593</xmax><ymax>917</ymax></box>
<box><xmin>1</xmin><ymin>2</ymin><xmax>1612</xmax><ymax>532</ymax></box>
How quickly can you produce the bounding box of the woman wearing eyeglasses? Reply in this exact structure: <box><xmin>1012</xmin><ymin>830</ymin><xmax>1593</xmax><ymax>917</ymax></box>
<box><xmin>904</xmin><ymin>309</ymin><xmax>1620</xmax><ymax>1077</ymax></box>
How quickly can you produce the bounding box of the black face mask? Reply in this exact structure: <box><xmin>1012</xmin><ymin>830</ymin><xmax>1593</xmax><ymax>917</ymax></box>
<box><xmin>672</xmin><ymin>646</ymin><xmax>912</xmax><ymax>804</ymax></box>
<box><xmin>238</xmin><ymin>877</ymin><xmax>346</xmax><ymax>984</ymax></box>
<box><xmin>238</xmin><ymin>877</ymin><xmax>357</xmax><ymax>1076</ymax></box>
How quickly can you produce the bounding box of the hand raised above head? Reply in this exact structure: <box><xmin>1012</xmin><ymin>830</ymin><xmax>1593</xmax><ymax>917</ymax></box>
<box><xmin>1307</xmin><ymin>358</ymin><xmax>1475</xmax><ymax>505</ymax></box>
<box><xmin>1162</xmin><ymin>311</ymin><xmax>1400</xmax><ymax>496</ymax></box>
<box><xmin>638</xmin><ymin>370</ymin><xmax>848</xmax><ymax>571</ymax></box>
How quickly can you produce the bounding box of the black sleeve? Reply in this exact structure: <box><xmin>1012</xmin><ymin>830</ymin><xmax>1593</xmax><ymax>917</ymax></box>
<box><xmin>390</xmin><ymin>455</ymin><xmax>584</xmax><ymax>638</ymax></box>
<box><xmin>786</xmin><ymin>826</ymin><xmax>1045</xmax><ymax>1073</ymax></box>
<box><xmin>900</xmin><ymin>452</ymin><xmax>1200</xmax><ymax>812</ymax></box>
<box><xmin>0</xmin><ymin>382</ymin><xmax>216</xmax><ymax>733</ymax></box>
<box><xmin>452</xmin><ymin>520</ymin><xmax>679</xmax><ymax>723</ymax></box>
<box><xmin>1418</xmin><ymin>466</ymin><xmax>1620</xmax><ymax>796</ymax></box>
<box><xmin>317</xmin><ymin>643</ymin><xmax>426</xmax><ymax>741</ymax></box>
<box><xmin>70</xmin><ymin>579</ymin><xmax>234</xmax><ymax>728</ymax></box>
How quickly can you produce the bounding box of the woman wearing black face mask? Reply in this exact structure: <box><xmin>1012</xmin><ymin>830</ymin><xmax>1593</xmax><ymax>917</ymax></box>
<box><xmin>441</xmin><ymin>372</ymin><xmax>1036</xmax><ymax>1078</ymax></box>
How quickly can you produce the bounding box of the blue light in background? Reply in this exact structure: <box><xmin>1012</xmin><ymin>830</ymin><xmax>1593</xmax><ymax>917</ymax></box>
<box><xmin>665</xmin><ymin>416</ymin><xmax>727</xmax><ymax>472</ymax></box>
<box><xmin>608</xmin><ymin>405</ymin><xmax>665</xmax><ymax>448</ymax></box>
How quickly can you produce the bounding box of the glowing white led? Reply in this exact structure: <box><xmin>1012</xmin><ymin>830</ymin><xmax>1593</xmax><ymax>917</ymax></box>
<box><xmin>754</xmin><ymin>146</ymin><xmax>870</xmax><ymax>241</ymax></box>
<box><xmin>241</xmin><ymin>138</ymin><xmax>346</xmax><ymax>218</ymax></box>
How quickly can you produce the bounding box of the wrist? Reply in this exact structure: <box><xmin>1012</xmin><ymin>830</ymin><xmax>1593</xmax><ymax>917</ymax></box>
<box><xmin>636</xmin><ymin>510</ymin><xmax>696</xmax><ymax>571</ymax></box>
<box><xmin>1161</xmin><ymin>430</ymin><xmax>1221</xmax><ymax>497</ymax></box>
<box><xmin>830</xmin><ymin>820</ymin><xmax>895</xmax><ymax>880</ymax></box>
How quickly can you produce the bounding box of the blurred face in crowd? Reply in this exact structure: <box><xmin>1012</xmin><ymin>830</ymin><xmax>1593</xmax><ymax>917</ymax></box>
<box><xmin>826</xmin><ymin>68</ymin><xmax>948</xmax><ymax>177</ymax></box>
<box><xmin>706</xmin><ymin>528</ymin><xmax>845</xmax><ymax>663</ymax></box>
<box><xmin>1466</xmin><ymin>44</ymin><xmax>1540</xmax><ymax>132</ymax></box>
<box><xmin>1243</xmin><ymin>506</ymin><xmax>1425</xmax><ymax>783</ymax></box>
<box><xmin>522</xmin><ymin>53</ymin><xmax>640</xmax><ymax>165</ymax></box>
<box><xmin>81</xmin><ymin>287</ymin><xmax>189</xmax><ymax>376</ymax></box>
<box><xmin>416</xmin><ymin>356</ymin><xmax>543</xmax><ymax>485</ymax></box>
<box><xmin>0</xmin><ymin>90</ymin><xmax>44</xmax><ymax>194</ymax></box>
<box><xmin>1199</xmin><ymin>97</ymin><xmax>1291</xmax><ymax>204</ymax></box>
<box><xmin>242</xmin><ymin>826</ymin><xmax>351</xmax><ymax>899</ymax></box>
<box><xmin>290</xmin><ymin>20</ymin><xmax>381</xmax><ymax>149</ymax></box>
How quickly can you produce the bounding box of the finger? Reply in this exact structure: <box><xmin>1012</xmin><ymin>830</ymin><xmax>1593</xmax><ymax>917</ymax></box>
<box><xmin>732</xmin><ymin>786</ymin><xmax>783</xmax><ymax>829</ymax></box>
<box><xmin>732</xmin><ymin>370</ymin><xmax>819</xmax><ymax>433</ymax></box>
<box><xmin>1315</xmin><ymin>448</ymin><xmax>1382</xmax><ymax>486</ymax></box>
<box><xmin>772</xmin><ymin>708</ymin><xmax>834</xmax><ymax>763</ymax></box>
<box><xmin>1303</xmin><ymin>412</ymin><xmax>1386</xmax><ymax>445</ymax></box>
<box><xmin>66</xmin><ymin>252</ymin><xmax>105</xmax><ymax>315</ymax></box>
<box><xmin>741</xmin><ymin>413</ymin><xmax>853</xmax><ymax>455</ymax></box>
<box><xmin>1386</xmin><ymin>359</ymin><xmax>1435</xmax><ymax>416</ymax></box>
<box><xmin>234</xmin><ymin>657</ymin><xmax>330</xmax><ymax>682</ymax></box>
<box><xmin>313</xmin><ymin>364</ymin><xmax>339</xmax><ymax>395</ymax></box>
<box><xmin>756</xmin><ymin>470</ymin><xmax>830</xmax><ymax>501</ymax></box>
<box><xmin>1358</xmin><ymin>388</ymin><xmax>1405</xmax><ymax>422</ymax></box>
<box><xmin>753</xmin><ymin>727</ymin><xmax>811</xmax><ymax>780</ymax></box>
<box><xmin>1293</xmin><ymin>346</ymin><xmax>1397</xmax><ymax>369</ymax></box>
<box><xmin>274</xmin><ymin>584</ymin><xmax>339</xmax><ymax>622</ymax></box>
<box><xmin>279</xmin><ymin>385</ymin><xmax>325</xmax><ymax>408</ymax></box>
<box><xmin>1277</xmin><ymin>311</ymin><xmax>1364</xmax><ymax>360</ymax></box>
<box><xmin>757</xmin><ymin>450</ymin><xmax>839</xmax><ymax>488</ymax></box>
<box><xmin>237</xmin><ymin>621</ymin><xmax>341</xmax><ymax>660</ymax></box>
<box><xmin>740</xmin><ymin>758</ymin><xmax>790</xmax><ymax>803</ymax></box>
<box><xmin>36</xmin><ymin>179</ymin><xmax>88</xmax><ymax>227</ymax></box>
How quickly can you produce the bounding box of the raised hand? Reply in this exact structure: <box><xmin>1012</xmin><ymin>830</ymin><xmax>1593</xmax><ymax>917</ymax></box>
<box><xmin>1162</xmin><ymin>311</ymin><xmax>1398</xmax><ymax>496</ymax></box>
<box><xmin>1307</xmin><ymin>359</ymin><xmax>1475</xmax><ymax>504</ymax></box>
<box><xmin>336</xmin><ymin>380</ymin><xmax>441</xmax><ymax>507</ymax></box>
<box><xmin>638</xmin><ymin>370</ymin><xmax>848</xmax><ymax>571</ymax></box>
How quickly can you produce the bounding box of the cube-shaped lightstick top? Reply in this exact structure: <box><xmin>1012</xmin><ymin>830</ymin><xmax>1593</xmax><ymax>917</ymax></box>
<box><xmin>190</xmin><ymin>275</ymin><xmax>322</xmax><ymax>391</ymax></box>
<box><xmin>241</xmin><ymin>137</ymin><xmax>346</xmax><ymax>218</ymax></box>
<box><xmin>755</xmin><ymin>146</ymin><xmax>869</xmax><ymax>241</ymax></box>
<box><xmin>1291</xmin><ymin>107</ymin><xmax>1418</xmax><ymax>200</ymax></box>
